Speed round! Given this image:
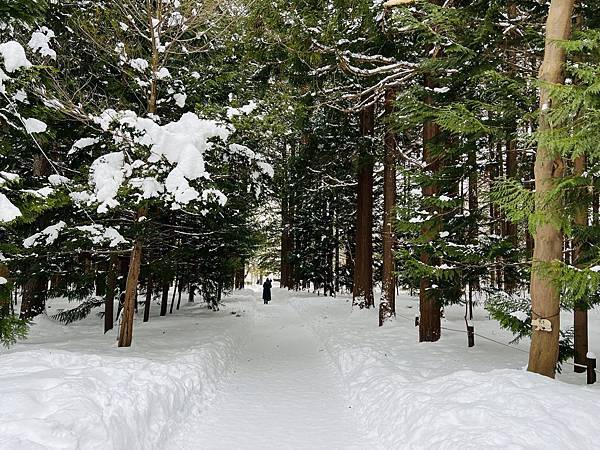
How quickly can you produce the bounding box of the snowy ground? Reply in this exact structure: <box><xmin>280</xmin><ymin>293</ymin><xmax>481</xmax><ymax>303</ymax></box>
<box><xmin>0</xmin><ymin>291</ymin><xmax>256</xmax><ymax>449</ymax></box>
<box><xmin>1</xmin><ymin>286</ymin><xmax>599</xmax><ymax>449</ymax></box>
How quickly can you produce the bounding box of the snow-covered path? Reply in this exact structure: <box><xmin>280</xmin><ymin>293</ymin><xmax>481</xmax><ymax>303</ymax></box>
<box><xmin>167</xmin><ymin>289</ymin><xmax>373</xmax><ymax>450</ymax></box>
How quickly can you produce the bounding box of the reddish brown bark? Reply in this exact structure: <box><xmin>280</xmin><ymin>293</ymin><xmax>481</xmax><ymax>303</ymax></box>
<box><xmin>280</xmin><ymin>144</ymin><xmax>294</xmax><ymax>289</ymax></box>
<box><xmin>504</xmin><ymin>136</ymin><xmax>519</xmax><ymax>293</ymax></box>
<box><xmin>104</xmin><ymin>254</ymin><xmax>119</xmax><ymax>332</ymax></box>
<box><xmin>573</xmin><ymin>154</ymin><xmax>588</xmax><ymax>373</ymax></box>
<box><xmin>19</xmin><ymin>276</ymin><xmax>47</xmax><ymax>320</ymax></box>
<box><xmin>353</xmin><ymin>104</ymin><xmax>375</xmax><ymax>309</ymax></box>
<box><xmin>160</xmin><ymin>280</ymin><xmax>169</xmax><ymax>316</ymax></box>
<box><xmin>118</xmin><ymin>239</ymin><xmax>143</xmax><ymax>347</ymax></box>
<box><xmin>379</xmin><ymin>89</ymin><xmax>397</xmax><ymax>326</ymax></box>
<box><xmin>419</xmin><ymin>78</ymin><xmax>442</xmax><ymax>342</ymax></box>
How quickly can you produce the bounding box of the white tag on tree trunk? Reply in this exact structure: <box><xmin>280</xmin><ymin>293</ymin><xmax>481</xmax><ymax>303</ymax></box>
<box><xmin>532</xmin><ymin>318</ymin><xmax>552</xmax><ymax>332</ymax></box>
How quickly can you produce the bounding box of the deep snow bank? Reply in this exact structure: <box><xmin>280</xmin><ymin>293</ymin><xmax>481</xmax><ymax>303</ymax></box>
<box><xmin>0</xmin><ymin>293</ymin><xmax>255</xmax><ymax>450</ymax></box>
<box><xmin>290</xmin><ymin>294</ymin><xmax>600</xmax><ymax>449</ymax></box>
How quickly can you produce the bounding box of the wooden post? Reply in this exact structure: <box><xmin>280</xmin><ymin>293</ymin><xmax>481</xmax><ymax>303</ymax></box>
<box><xmin>467</xmin><ymin>324</ymin><xmax>475</xmax><ymax>348</ymax></box>
<box><xmin>587</xmin><ymin>353</ymin><xmax>596</xmax><ymax>385</ymax></box>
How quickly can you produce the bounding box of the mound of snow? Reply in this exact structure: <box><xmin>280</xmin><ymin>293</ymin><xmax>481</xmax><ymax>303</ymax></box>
<box><xmin>290</xmin><ymin>296</ymin><xmax>600</xmax><ymax>449</ymax></box>
<box><xmin>0</xmin><ymin>343</ymin><xmax>237</xmax><ymax>449</ymax></box>
<box><xmin>0</xmin><ymin>297</ymin><xmax>255</xmax><ymax>450</ymax></box>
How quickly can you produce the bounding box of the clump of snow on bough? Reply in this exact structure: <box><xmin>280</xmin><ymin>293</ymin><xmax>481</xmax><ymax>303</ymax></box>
<box><xmin>73</xmin><ymin>111</ymin><xmax>233</xmax><ymax>212</ymax></box>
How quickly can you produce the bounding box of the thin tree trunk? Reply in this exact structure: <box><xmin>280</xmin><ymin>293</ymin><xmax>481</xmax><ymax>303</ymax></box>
<box><xmin>104</xmin><ymin>254</ymin><xmax>118</xmax><ymax>333</ymax></box>
<box><xmin>468</xmin><ymin>149</ymin><xmax>478</xmax><ymax>319</ymax></box>
<box><xmin>143</xmin><ymin>274</ymin><xmax>153</xmax><ymax>323</ymax></box>
<box><xmin>20</xmin><ymin>155</ymin><xmax>50</xmax><ymax>320</ymax></box>
<box><xmin>287</xmin><ymin>144</ymin><xmax>297</xmax><ymax>289</ymax></box>
<box><xmin>573</xmin><ymin>153</ymin><xmax>588</xmax><ymax>373</ymax></box>
<box><xmin>169</xmin><ymin>276</ymin><xmax>178</xmax><ymax>314</ymax></box>
<box><xmin>235</xmin><ymin>261</ymin><xmax>245</xmax><ymax>290</ymax></box>
<box><xmin>334</xmin><ymin>217</ymin><xmax>340</xmax><ymax>294</ymax></box>
<box><xmin>593</xmin><ymin>179</ymin><xmax>599</xmax><ymax>226</ymax></box>
<box><xmin>188</xmin><ymin>282</ymin><xmax>195</xmax><ymax>302</ymax></box>
<box><xmin>118</xmin><ymin>239</ymin><xmax>143</xmax><ymax>347</ymax></box>
<box><xmin>160</xmin><ymin>280</ymin><xmax>169</xmax><ymax>316</ymax></box>
<box><xmin>379</xmin><ymin>89</ymin><xmax>397</xmax><ymax>326</ymax></box>
<box><xmin>527</xmin><ymin>0</ymin><xmax>574</xmax><ymax>378</ymax></box>
<box><xmin>280</xmin><ymin>144</ymin><xmax>292</xmax><ymax>289</ymax></box>
<box><xmin>353</xmin><ymin>104</ymin><xmax>375</xmax><ymax>309</ymax></box>
<box><xmin>95</xmin><ymin>262</ymin><xmax>107</xmax><ymax>297</ymax></box>
<box><xmin>504</xmin><ymin>136</ymin><xmax>519</xmax><ymax>292</ymax></box>
<box><xmin>495</xmin><ymin>142</ymin><xmax>505</xmax><ymax>288</ymax></box>
<box><xmin>0</xmin><ymin>266</ymin><xmax>10</xmax><ymax>317</ymax></box>
<box><xmin>504</xmin><ymin>0</ymin><xmax>520</xmax><ymax>294</ymax></box>
<box><xmin>176</xmin><ymin>280</ymin><xmax>183</xmax><ymax>310</ymax></box>
<box><xmin>19</xmin><ymin>276</ymin><xmax>47</xmax><ymax>320</ymax></box>
<box><xmin>419</xmin><ymin>77</ymin><xmax>442</xmax><ymax>342</ymax></box>
<box><xmin>570</xmin><ymin>11</ymin><xmax>588</xmax><ymax>374</ymax></box>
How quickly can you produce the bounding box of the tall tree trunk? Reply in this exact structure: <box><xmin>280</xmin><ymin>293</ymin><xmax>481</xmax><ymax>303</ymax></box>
<box><xmin>495</xmin><ymin>142</ymin><xmax>505</xmax><ymax>289</ymax></box>
<box><xmin>0</xmin><ymin>266</ymin><xmax>11</xmax><ymax>317</ymax></box>
<box><xmin>118</xmin><ymin>240</ymin><xmax>143</xmax><ymax>347</ymax></box>
<box><xmin>169</xmin><ymin>276</ymin><xmax>178</xmax><ymax>314</ymax></box>
<box><xmin>160</xmin><ymin>280</ymin><xmax>169</xmax><ymax>316</ymax></box>
<box><xmin>573</xmin><ymin>153</ymin><xmax>588</xmax><ymax>373</ymax></box>
<box><xmin>20</xmin><ymin>154</ymin><xmax>50</xmax><ymax>320</ymax></box>
<box><xmin>593</xmin><ymin>179</ymin><xmax>599</xmax><ymax>226</ymax></box>
<box><xmin>353</xmin><ymin>104</ymin><xmax>375</xmax><ymax>309</ymax></box>
<box><xmin>20</xmin><ymin>276</ymin><xmax>47</xmax><ymax>320</ymax></box>
<box><xmin>504</xmin><ymin>0</ymin><xmax>520</xmax><ymax>295</ymax></box>
<box><xmin>280</xmin><ymin>144</ymin><xmax>292</xmax><ymax>289</ymax></box>
<box><xmin>334</xmin><ymin>215</ymin><xmax>340</xmax><ymax>294</ymax></box>
<box><xmin>527</xmin><ymin>0</ymin><xmax>574</xmax><ymax>378</ymax></box>
<box><xmin>235</xmin><ymin>261</ymin><xmax>245</xmax><ymax>290</ymax></box>
<box><xmin>419</xmin><ymin>78</ymin><xmax>442</xmax><ymax>342</ymax></box>
<box><xmin>504</xmin><ymin>136</ymin><xmax>519</xmax><ymax>292</ymax></box>
<box><xmin>570</xmin><ymin>11</ymin><xmax>588</xmax><ymax>374</ymax></box>
<box><xmin>468</xmin><ymin>148</ymin><xmax>479</xmax><ymax>318</ymax></box>
<box><xmin>188</xmin><ymin>282</ymin><xmax>195</xmax><ymax>302</ymax></box>
<box><xmin>143</xmin><ymin>274</ymin><xmax>153</xmax><ymax>323</ymax></box>
<box><xmin>95</xmin><ymin>262</ymin><xmax>107</xmax><ymax>297</ymax></box>
<box><xmin>176</xmin><ymin>281</ymin><xmax>183</xmax><ymax>310</ymax></box>
<box><xmin>104</xmin><ymin>254</ymin><xmax>119</xmax><ymax>333</ymax></box>
<box><xmin>287</xmin><ymin>144</ymin><xmax>297</xmax><ymax>289</ymax></box>
<box><xmin>379</xmin><ymin>89</ymin><xmax>397</xmax><ymax>326</ymax></box>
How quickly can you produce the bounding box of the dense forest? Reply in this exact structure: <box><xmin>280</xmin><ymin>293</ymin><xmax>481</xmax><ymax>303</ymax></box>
<box><xmin>2</xmin><ymin>0</ymin><xmax>600</xmax><ymax>385</ymax></box>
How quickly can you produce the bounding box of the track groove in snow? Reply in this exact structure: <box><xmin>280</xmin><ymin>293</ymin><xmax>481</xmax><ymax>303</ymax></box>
<box><xmin>166</xmin><ymin>290</ymin><xmax>373</xmax><ymax>450</ymax></box>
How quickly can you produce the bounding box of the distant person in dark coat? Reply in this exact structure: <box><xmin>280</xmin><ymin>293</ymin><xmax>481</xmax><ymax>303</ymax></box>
<box><xmin>263</xmin><ymin>278</ymin><xmax>272</xmax><ymax>304</ymax></box>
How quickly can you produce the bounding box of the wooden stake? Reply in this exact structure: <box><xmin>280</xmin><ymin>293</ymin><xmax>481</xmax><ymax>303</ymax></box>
<box><xmin>587</xmin><ymin>353</ymin><xmax>596</xmax><ymax>385</ymax></box>
<box><xmin>467</xmin><ymin>325</ymin><xmax>475</xmax><ymax>348</ymax></box>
